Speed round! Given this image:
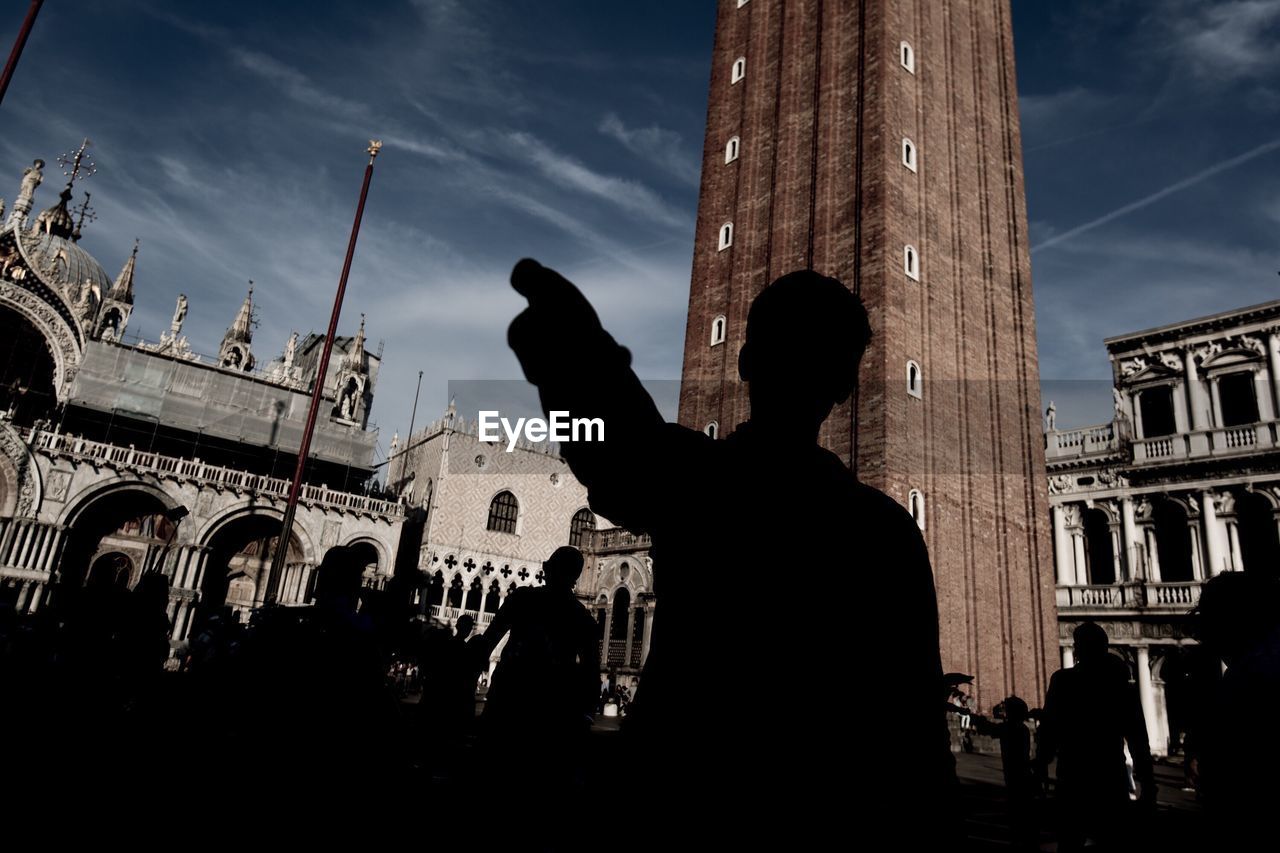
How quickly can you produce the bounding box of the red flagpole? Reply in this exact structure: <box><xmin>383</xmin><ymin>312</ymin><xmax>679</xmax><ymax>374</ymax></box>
<box><xmin>0</xmin><ymin>0</ymin><xmax>44</xmax><ymax>106</ymax></box>
<box><xmin>265</xmin><ymin>140</ymin><xmax>382</xmax><ymax>605</ymax></box>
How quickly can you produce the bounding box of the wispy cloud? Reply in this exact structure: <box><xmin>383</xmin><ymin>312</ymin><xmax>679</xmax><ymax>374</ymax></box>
<box><xmin>1172</xmin><ymin>0</ymin><xmax>1280</xmax><ymax>81</ymax></box>
<box><xmin>598</xmin><ymin>113</ymin><xmax>701</xmax><ymax>187</ymax></box>
<box><xmin>1032</xmin><ymin>137</ymin><xmax>1280</xmax><ymax>253</ymax></box>
<box><xmin>507</xmin><ymin>131</ymin><xmax>690</xmax><ymax>229</ymax></box>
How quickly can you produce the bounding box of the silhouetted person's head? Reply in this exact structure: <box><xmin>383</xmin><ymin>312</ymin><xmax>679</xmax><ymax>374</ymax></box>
<box><xmin>456</xmin><ymin>614</ymin><xmax>475</xmax><ymax>639</ymax></box>
<box><xmin>1000</xmin><ymin>695</ymin><xmax>1029</xmax><ymax>723</ymax></box>
<box><xmin>543</xmin><ymin>546</ymin><xmax>584</xmax><ymax>592</ymax></box>
<box><xmin>1073</xmin><ymin>621</ymin><xmax>1109</xmax><ymax>664</ymax></box>
<box><xmin>314</xmin><ymin>545</ymin><xmax>362</xmax><ymax>615</ymax></box>
<box><xmin>739</xmin><ymin>270</ymin><xmax>871</xmax><ymax>438</ymax></box>
<box><xmin>1195</xmin><ymin>571</ymin><xmax>1280</xmax><ymax>666</ymax></box>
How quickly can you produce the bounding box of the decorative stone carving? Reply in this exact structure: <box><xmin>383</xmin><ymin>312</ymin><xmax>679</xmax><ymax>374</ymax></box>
<box><xmin>321</xmin><ymin>520</ymin><xmax>341</xmax><ymax>548</ymax></box>
<box><xmin>1095</xmin><ymin>469</ymin><xmax>1130</xmax><ymax>489</ymax></box>
<box><xmin>1061</xmin><ymin>504</ymin><xmax>1082</xmax><ymax>527</ymax></box>
<box><xmin>1134</xmin><ymin>497</ymin><xmax>1153</xmax><ymax>520</ymax></box>
<box><xmin>1120</xmin><ymin>357</ymin><xmax>1147</xmax><ymax>377</ymax></box>
<box><xmin>1049</xmin><ymin>474</ymin><xmax>1073</xmax><ymax>495</ymax></box>
<box><xmin>45</xmin><ymin>468</ymin><xmax>71</xmax><ymax>502</ymax></box>
<box><xmin>0</xmin><ymin>421</ymin><xmax>42</xmax><ymax>516</ymax></box>
<box><xmin>1211</xmin><ymin>491</ymin><xmax>1236</xmax><ymax>515</ymax></box>
<box><xmin>1158</xmin><ymin>350</ymin><xmax>1183</xmax><ymax>371</ymax></box>
<box><xmin>0</xmin><ymin>281</ymin><xmax>80</xmax><ymax>397</ymax></box>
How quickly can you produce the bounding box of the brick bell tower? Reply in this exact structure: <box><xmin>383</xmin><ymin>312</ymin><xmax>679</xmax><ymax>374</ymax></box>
<box><xmin>678</xmin><ymin>0</ymin><xmax>1057</xmax><ymax>709</ymax></box>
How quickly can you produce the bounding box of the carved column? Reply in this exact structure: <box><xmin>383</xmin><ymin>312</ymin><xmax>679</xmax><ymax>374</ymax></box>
<box><xmin>1183</xmin><ymin>349</ymin><xmax>1209</xmax><ymax>431</ymax></box>
<box><xmin>1062</xmin><ymin>646</ymin><xmax>1075</xmax><ymax>669</ymax></box>
<box><xmin>624</xmin><ymin>606</ymin><xmax>637</xmax><ymax>667</ymax></box>
<box><xmin>1202</xmin><ymin>491</ymin><xmax>1227</xmax><ymax>576</ymax></box>
<box><xmin>1120</xmin><ymin>497</ymin><xmax>1141</xmax><ymax>580</ymax></box>
<box><xmin>601</xmin><ymin>605</ymin><xmax>613</xmax><ymax>668</ymax></box>
<box><xmin>1267</xmin><ymin>327</ymin><xmax>1280</xmax><ymax>421</ymax></box>
<box><xmin>1135</xmin><ymin>647</ymin><xmax>1160</xmax><ymax>754</ymax></box>
<box><xmin>1072</xmin><ymin>530</ymin><xmax>1088</xmax><ymax>586</ymax></box>
<box><xmin>1052</xmin><ymin>505</ymin><xmax>1074</xmax><ymax>586</ymax></box>
<box><xmin>640</xmin><ymin>603</ymin><xmax>655</xmax><ymax>667</ymax></box>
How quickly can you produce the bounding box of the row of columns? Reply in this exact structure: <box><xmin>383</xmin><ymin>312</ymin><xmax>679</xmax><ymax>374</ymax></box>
<box><xmin>0</xmin><ymin>518</ymin><xmax>66</xmax><ymax>577</ymax></box>
<box><xmin>599</xmin><ymin>601</ymin><xmax>656</xmax><ymax>670</ymax></box>
<box><xmin>1052</xmin><ymin>489</ymin><xmax>1263</xmax><ymax>586</ymax></box>
<box><xmin>1136</xmin><ymin>331</ymin><xmax>1280</xmax><ymax>438</ymax></box>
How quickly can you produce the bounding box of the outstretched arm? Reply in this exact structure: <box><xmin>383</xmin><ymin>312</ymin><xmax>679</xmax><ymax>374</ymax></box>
<box><xmin>508</xmin><ymin>259</ymin><xmax>670</xmax><ymax>530</ymax></box>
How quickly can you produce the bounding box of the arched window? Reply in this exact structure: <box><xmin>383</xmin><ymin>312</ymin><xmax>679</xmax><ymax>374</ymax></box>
<box><xmin>904</xmin><ymin>245</ymin><xmax>920</xmax><ymax>280</ymax></box>
<box><xmin>705</xmin><ymin>421</ymin><xmax>719</xmax><ymax>440</ymax></box>
<box><xmin>569</xmin><ymin>507</ymin><xmax>596</xmax><ymax>549</ymax></box>
<box><xmin>731</xmin><ymin>57</ymin><xmax>746</xmax><ymax>84</ymax></box>
<box><xmin>486</xmin><ymin>490</ymin><xmax>519</xmax><ymax>534</ymax></box>
<box><xmin>900</xmin><ymin>41</ymin><xmax>915</xmax><ymax>73</ymax></box>
<box><xmin>909</xmin><ymin>489</ymin><xmax>926</xmax><ymax>530</ymax></box>
<box><xmin>710</xmin><ymin>315</ymin><xmax>727</xmax><ymax>346</ymax></box>
<box><xmin>725</xmin><ymin>135</ymin><xmax>740</xmax><ymax>164</ymax></box>
<box><xmin>902</xmin><ymin>138</ymin><xmax>918</xmax><ymax>172</ymax></box>
<box><xmin>718</xmin><ymin>222</ymin><xmax>734</xmax><ymax>251</ymax></box>
<box><xmin>907</xmin><ymin>360</ymin><xmax>923</xmax><ymax>398</ymax></box>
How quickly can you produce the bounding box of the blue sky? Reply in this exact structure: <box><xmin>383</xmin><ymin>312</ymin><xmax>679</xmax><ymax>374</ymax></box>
<box><xmin>1</xmin><ymin>0</ymin><xmax>1277</xmax><ymax>463</ymax></box>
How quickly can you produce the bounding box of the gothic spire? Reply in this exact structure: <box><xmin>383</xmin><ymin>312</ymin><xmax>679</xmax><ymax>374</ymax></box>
<box><xmin>110</xmin><ymin>239</ymin><xmax>138</xmax><ymax>303</ymax></box>
<box><xmin>224</xmin><ymin>282</ymin><xmax>255</xmax><ymax>345</ymax></box>
<box><xmin>342</xmin><ymin>313</ymin><xmax>368</xmax><ymax>373</ymax></box>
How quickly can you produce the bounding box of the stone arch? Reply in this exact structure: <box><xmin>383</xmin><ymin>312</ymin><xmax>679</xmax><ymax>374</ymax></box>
<box><xmin>0</xmin><ymin>420</ymin><xmax>42</xmax><ymax>517</ymax></box>
<box><xmin>1236</xmin><ymin>488</ymin><xmax>1280</xmax><ymax>577</ymax></box>
<box><xmin>58</xmin><ymin>477</ymin><xmax>182</xmax><ymax>530</ymax></box>
<box><xmin>195</xmin><ymin>502</ymin><xmax>316</xmax><ymax>564</ymax></box>
<box><xmin>0</xmin><ymin>280</ymin><xmax>80</xmax><ymax>402</ymax></box>
<box><xmin>1152</xmin><ymin>497</ymin><xmax>1195</xmax><ymax>582</ymax></box>
<box><xmin>200</xmin><ymin>510</ymin><xmax>310</xmax><ymax>611</ymax></box>
<box><xmin>340</xmin><ymin>534</ymin><xmax>390</xmax><ymax>574</ymax></box>
<box><xmin>56</xmin><ymin>480</ymin><xmax>180</xmax><ymax>590</ymax></box>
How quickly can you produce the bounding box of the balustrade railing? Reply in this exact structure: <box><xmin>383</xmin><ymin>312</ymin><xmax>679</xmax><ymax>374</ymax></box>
<box><xmin>1056</xmin><ymin>580</ymin><xmax>1203</xmax><ymax>611</ymax></box>
<box><xmin>31</xmin><ymin>429</ymin><xmax>403</xmax><ymax>518</ymax></box>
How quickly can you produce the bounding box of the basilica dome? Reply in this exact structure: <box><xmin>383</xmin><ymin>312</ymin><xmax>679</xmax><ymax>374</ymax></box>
<box><xmin>11</xmin><ymin>223</ymin><xmax>114</xmax><ymax>296</ymax></box>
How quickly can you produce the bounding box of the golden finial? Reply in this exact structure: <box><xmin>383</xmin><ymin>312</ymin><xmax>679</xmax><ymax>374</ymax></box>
<box><xmin>367</xmin><ymin>139</ymin><xmax>383</xmax><ymax>163</ymax></box>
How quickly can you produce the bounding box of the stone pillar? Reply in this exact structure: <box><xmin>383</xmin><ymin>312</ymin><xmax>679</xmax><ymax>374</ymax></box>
<box><xmin>1144</xmin><ymin>525</ymin><xmax>1162</xmax><ymax>583</ymax></box>
<box><xmin>34</xmin><ymin>525</ymin><xmax>54</xmax><ymax>573</ymax></box>
<box><xmin>1052</xmin><ymin>505</ymin><xmax>1074</xmax><ymax>586</ymax></box>
<box><xmin>1120</xmin><ymin>497</ymin><xmax>1140</xmax><ymax>580</ymax></box>
<box><xmin>1072</xmin><ymin>531</ymin><xmax>1089</xmax><ymax>586</ymax></box>
<box><xmin>1109</xmin><ymin>523</ymin><xmax>1125</xmax><ymax>582</ymax></box>
<box><xmin>640</xmin><ymin>605</ymin><xmax>655</xmax><ymax>667</ymax></box>
<box><xmin>1171</xmin><ymin>380</ymin><xmax>1190</xmax><ymax>434</ymax></box>
<box><xmin>1209</xmin><ymin>377</ymin><xmax>1223</xmax><ymax>428</ymax></box>
<box><xmin>624</xmin><ymin>606</ymin><xmax>637</xmax><ymax>666</ymax></box>
<box><xmin>1255</xmin><ymin>366</ymin><xmax>1276</xmax><ymax>423</ymax></box>
<box><xmin>1062</xmin><ymin>647</ymin><xmax>1074</xmax><ymax>669</ymax></box>
<box><xmin>1184</xmin><ymin>349</ymin><xmax>1210</xmax><ymax>431</ymax></box>
<box><xmin>1228</xmin><ymin>520</ymin><xmax>1243</xmax><ymax>572</ymax></box>
<box><xmin>1267</xmin><ymin>328</ymin><xmax>1280</xmax><ymax>420</ymax></box>
<box><xmin>601</xmin><ymin>606</ymin><xmax>613</xmax><ymax>668</ymax></box>
<box><xmin>40</xmin><ymin>527</ymin><xmax>65</xmax><ymax>575</ymax></box>
<box><xmin>1202</xmin><ymin>492</ymin><xmax>1227</xmax><ymax>576</ymax></box>
<box><xmin>1135</xmin><ymin>647</ymin><xmax>1160</xmax><ymax>755</ymax></box>
<box><xmin>0</xmin><ymin>518</ymin><xmax>14</xmax><ymax>565</ymax></box>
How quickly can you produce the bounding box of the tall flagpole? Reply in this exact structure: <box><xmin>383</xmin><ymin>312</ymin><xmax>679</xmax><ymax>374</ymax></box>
<box><xmin>265</xmin><ymin>139</ymin><xmax>382</xmax><ymax>605</ymax></box>
<box><xmin>397</xmin><ymin>369</ymin><xmax>424</xmax><ymax>487</ymax></box>
<box><xmin>0</xmin><ymin>0</ymin><xmax>43</xmax><ymax>107</ymax></box>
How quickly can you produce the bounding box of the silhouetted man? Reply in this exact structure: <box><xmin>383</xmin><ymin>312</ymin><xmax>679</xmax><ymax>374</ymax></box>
<box><xmin>508</xmin><ymin>260</ymin><xmax>952</xmax><ymax>842</ymax></box>
<box><xmin>1191</xmin><ymin>571</ymin><xmax>1280</xmax><ymax>843</ymax></box>
<box><xmin>1036</xmin><ymin>621</ymin><xmax>1153</xmax><ymax>851</ymax></box>
<box><xmin>479</xmin><ymin>546</ymin><xmax>598</xmax><ymax>756</ymax></box>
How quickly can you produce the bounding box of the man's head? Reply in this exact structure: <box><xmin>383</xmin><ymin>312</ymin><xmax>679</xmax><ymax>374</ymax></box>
<box><xmin>456</xmin><ymin>613</ymin><xmax>475</xmax><ymax>638</ymax></box>
<box><xmin>543</xmin><ymin>546</ymin><xmax>584</xmax><ymax>591</ymax></box>
<box><xmin>1194</xmin><ymin>571</ymin><xmax>1280</xmax><ymax>666</ymax></box>
<box><xmin>739</xmin><ymin>271</ymin><xmax>871</xmax><ymax>434</ymax></box>
<box><xmin>1072</xmin><ymin>621</ymin><xmax>1109</xmax><ymax>664</ymax></box>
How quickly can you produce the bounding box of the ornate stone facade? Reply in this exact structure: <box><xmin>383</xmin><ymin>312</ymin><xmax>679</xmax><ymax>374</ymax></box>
<box><xmin>1045</xmin><ymin>299</ymin><xmax>1280</xmax><ymax>755</ymax></box>
<box><xmin>0</xmin><ymin>147</ymin><xmax>402</xmax><ymax>640</ymax></box>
